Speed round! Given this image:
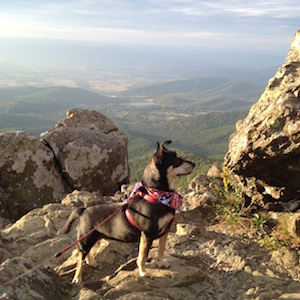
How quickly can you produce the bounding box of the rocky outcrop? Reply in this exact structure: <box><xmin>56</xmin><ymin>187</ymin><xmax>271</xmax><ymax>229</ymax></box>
<box><xmin>42</xmin><ymin>109</ymin><xmax>129</xmax><ymax>195</ymax></box>
<box><xmin>0</xmin><ymin>109</ymin><xmax>129</xmax><ymax>220</ymax></box>
<box><xmin>224</xmin><ymin>29</ymin><xmax>300</xmax><ymax>207</ymax></box>
<box><xmin>1</xmin><ymin>186</ymin><xmax>300</xmax><ymax>299</ymax></box>
<box><xmin>288</xmin><ymin>212</ymin><xmax>300</xmax><ymax>238</ymax></box>
<box><xmin>0</xmin><ymin>257</ymin><xmax>72</xmax><ymax>300</ymax></box>
<box><xmin>0</xmin><ymin>131</ymin><xmax>70</xmax><ymax>220</ymax></box>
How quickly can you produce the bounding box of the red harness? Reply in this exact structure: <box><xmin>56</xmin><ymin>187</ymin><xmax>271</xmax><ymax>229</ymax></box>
<box><xmin>125</xmin><ymin>182</ymin><xmax>181</xmax><ymax>232</ymax></box>
<box><xmin>125</xmin><ymin>190</ymin><xmax>162</xmax><ymax>229</ymax></box>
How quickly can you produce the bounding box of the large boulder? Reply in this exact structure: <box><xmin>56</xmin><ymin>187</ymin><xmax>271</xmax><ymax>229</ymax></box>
<box><xmin>0</xmin><ymin>131</ymin><xmax>70</xmax><ymax>220</ymax></box>
<box><xmin>224</xmin><ymin>29</ymin><xmax>300</xmax><ymax>206</ymax></box>
<box><xmin>0</xmin><ymin>257</ymin><xmax>73</xmax><ymax>300</ymax></box>
<box><xmin>0</xmin><ymin>109</ymin><xmax>129</xmax><ymax>220</ymax></box>
<box><xmin>42</xmin><ymin>109</ymin><xmax>129</xmax><ymax>195</ymax></box>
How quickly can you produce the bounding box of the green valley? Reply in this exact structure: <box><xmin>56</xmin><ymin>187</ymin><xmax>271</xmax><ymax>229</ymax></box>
<box><xmin>0</xmin><ymin>76</ymin><xmax>263</xmax><ymax>186</ymax></box>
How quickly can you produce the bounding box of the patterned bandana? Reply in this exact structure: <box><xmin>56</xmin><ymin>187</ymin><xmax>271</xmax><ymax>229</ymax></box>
<box><xmin>126</xmin><ymin>181</ymin><xmax>183</xmax><ymax>211</ymax></box>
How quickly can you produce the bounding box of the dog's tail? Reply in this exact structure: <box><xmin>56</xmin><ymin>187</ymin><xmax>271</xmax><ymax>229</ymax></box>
<box><xmin>57</xmin><ymin>207</ymin><xmax>85</xmax><ymax>235</ymax></box>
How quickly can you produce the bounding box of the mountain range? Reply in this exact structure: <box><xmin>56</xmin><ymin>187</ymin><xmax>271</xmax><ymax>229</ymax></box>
<box><xmin>0</xmin><ymin>75</ymin><xmax>267</xmax><ymax>184</ymax></box>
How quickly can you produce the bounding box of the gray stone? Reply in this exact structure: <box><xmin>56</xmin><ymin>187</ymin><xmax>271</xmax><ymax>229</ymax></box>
<box><xmin>287</xmin><ymin>212</ymin><xmax>300</xmax><ymax>237</ymax></box>
<box><xmin>0</xmin><ymin>257</ymin><xmax>72</xmax><ymax>300</ymax></box>
<box><xmin>42</xmin><ymin>109</ymin><xmax>129</xmax><ymax>195</ymax></box>
<box><xmin>207</xmin><ymin>165</ymin><xmax>221</xmax><ymax>177</ymax></box>
<box><xmin>61</xmin><ymin>189</ymin><xmax>104</xmax><ymax>207</ymax></box>
<box><xmin>0</xmin><ymin>131</ymin><xmax>70</xmax><ymax>220</ymax></box>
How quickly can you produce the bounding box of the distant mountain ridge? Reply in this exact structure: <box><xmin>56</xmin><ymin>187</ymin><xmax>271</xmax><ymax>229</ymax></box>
<box><xmin>124</xmin><ymin>77</ymin><xmax>265</xmax><ymax>111</ymax></box>
<box><xmin>126</xmin><ymin>77</ymin><xmax>231</xmax><ymax>94</ymax></box>
<box><xmin>0</xmin><ymin>86</ymin><xmax>44</xmax><ymax>101</ymax></box>
<box><xmin>0</xmin><ymin>86</ymin><xmax>112</xmax><ymax>114</ymax></box>
<box><xmin>126</xmin><ymin>77</ymin><xmax>265</xmax><ymax>97</ymax></box>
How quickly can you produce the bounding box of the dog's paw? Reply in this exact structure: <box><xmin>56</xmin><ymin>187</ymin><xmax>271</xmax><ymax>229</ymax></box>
<box><xmin>139</xmin><ymin>271</ymin><xmax>153</xmax><ymax>278</ymax></box>
<box><xmin>156</xmin><ymin>260</ymin><xmax>170</xmax><ymax>269</ymax></box>
<box><xmin>72</xmin><ymin>277</ymin><xmax>80</xmax><ymax>284</ymax></box>
<box><xmin>85</xmin><ymin>255</ymin><xmax>98</xmax><ymax>268</ymax></box>
<box><xmin>87</xmin><ymin>260</ymin><xmax>98</xmax><ymax>268</ymax></box>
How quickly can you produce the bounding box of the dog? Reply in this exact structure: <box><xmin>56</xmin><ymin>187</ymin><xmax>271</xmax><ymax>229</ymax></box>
<box><xmin>58</xmin><ymin>140</ymin><xmax>195</xmax><ymax>283</ymax></box>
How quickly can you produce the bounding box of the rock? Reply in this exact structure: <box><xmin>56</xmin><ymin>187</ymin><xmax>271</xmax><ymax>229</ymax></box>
<box><xmin>282</xmin><ymin>199</ymin><xmax>300</xmax><ymax>212</ymax></box>
<box><xmin>189</xmin><ymin>174</ymin><xmax>210</xmax><ymax>193</ymax></box>
<box><xmin>2</xmin><ymin>214</ymin><xmax>46</xmax><ymax>240</ymax></box>
<box><xmin>176</xmin><ymin>223</ymin><xmax>199</xmax><ymax>236</ymax></box>
<box><xmin>0</xmin><ymin>131</ymin><xmax>70</xmax><ymax>220</ymax></box>
<box><xmin>0</xmin><ymin>257</ymin><xmax>72</xmax><ymax>299</ymax></box>
<box><xmin>181</xmin><ymin>193</ymin><xmax>204</xmax><ymax>211</ymax></box>
<box><xmin>279</xmin><ymin>293</ymin><xmax>300</xmax><ymax>299</ymax></box>
<box><xmin>100</xmin><ymin>257</ymin><xmax>206</xmax><ymax>299</ymax></box>
<box><xmin>0</xmin><ymin>247</ymin><xmax>11</xmax><ymax>264</ymax></box>
<box><xmin>1</xmin><ymin>203</ymin><xmax>72</xmax><ymax>241</ymax></box>
<box><xmin>0</xmin><ymin>109</ymin><xmax>130</xmax><ymax>220</ymax></box>
<box><xmin>0</xmin><ymin>217</ymin><xmax>11</xmax><ymax>230</ymax></box>
<box><xmin>91</xmin><ymin>239</ymin><xmax>135</xmax><ymax>265</ymax></box>
<box><xmin>61</xmin><ymin>190</ymin><xmax>104</xmax><ymax>207</ymax></box>
<box><xmin>270</xmin><ymin>248</ymin><xmax>299</xmax><ymax>270</ymax></box>
<box><xmin>23</xmin><ymin>236</ymin><xmax>75</xmax><ymax>264</ymax></box>
<box><xmin>74</xmin><ymin>288</ymin><xmax>100</xmax><ymax>300</ymax></box>
<box><xmin>1</xmin><ymin>186</ymin><xmax>300</xmax><ymax>299</ymax></box>
<box><xmin>186</xmin><ymin>172</ymin><xmax>221</xmax><ymax>212</ymax></box>
<box><xmin>0</xmin><ymin>203</ymin><xmax>76</xmax><ymax>268</ymax></box>
<box><xmin>42</xmin><ymin>109</ymin><xmax>129</xmax><ymax>195</ymax></box>
<box><xmin>207</xmin><ymin>165</ymin><xmax>220</xmax><ymax>177</ymax></box>
<box><xmin>224</xmin><ymin>29</ymin><xmax>300</xmax><ymax>205</ymax></box>
<box><xmin>203</xmin><ymin>191</ymin><xmax>217</xmax><ymax>204</ymax></box>
<box><xmin>287</xmin><ymin>212</ymin><xmax>300</xmax><ymax>237</ymax></box>
<box><xmin>263</xmin><ymin>202</ymin><xmax>284</xmax><ymax>212</ymax></box>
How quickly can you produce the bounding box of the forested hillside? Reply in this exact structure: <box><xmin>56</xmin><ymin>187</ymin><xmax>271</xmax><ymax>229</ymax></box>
<box><xmin>125</xmin><ymin>76</ymin><xmax>265</xmax><ymax>112</ymax></box>
<box><xmin>0</xmin><ymin>78</ymin><xmax>258</xmax><ymax>186</ymax></box>
<box><xmin>120</xmin><ymin>109</ymin><xmax>248</xmax><ymax>185</ymax></box>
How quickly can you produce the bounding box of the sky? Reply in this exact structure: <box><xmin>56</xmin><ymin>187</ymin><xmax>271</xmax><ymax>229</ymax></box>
<box><xmin>0</xmin><ymin>0</ymin><xmax>299</xmax><ymax>53</ymax></box>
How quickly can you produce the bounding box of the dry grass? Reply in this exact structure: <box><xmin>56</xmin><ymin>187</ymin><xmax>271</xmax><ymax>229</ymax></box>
<box><xmin>210</xmin><ymin>168</ymin><xmax>300</xmax><ymax>251</ymax></box>
<box><xmin>272</xmin><ymin>213</ymin><xmax>300</xmax><ymax>249</ymax></box>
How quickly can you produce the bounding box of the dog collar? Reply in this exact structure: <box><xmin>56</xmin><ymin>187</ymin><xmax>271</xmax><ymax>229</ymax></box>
<box><xmin>126</xmin><ymin>181</ymin><xmax>183</xmax><ymax>210</ymax></box>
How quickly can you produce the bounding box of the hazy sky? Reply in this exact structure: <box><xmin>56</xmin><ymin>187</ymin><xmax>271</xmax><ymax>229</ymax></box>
<box><xmin>0</xmin><ymin>0</ymin><xmax>299</xmax><ymax>53</ymax></box>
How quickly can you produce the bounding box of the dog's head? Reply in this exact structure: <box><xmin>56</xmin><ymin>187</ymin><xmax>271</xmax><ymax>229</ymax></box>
<box><xmin>142</xmin><ymin>140</ymin><xmax>195</xmax><ymax>191</ymax></box>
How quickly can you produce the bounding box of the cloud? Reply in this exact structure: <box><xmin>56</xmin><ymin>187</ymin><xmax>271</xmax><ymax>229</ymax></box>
<box><xmin>0</xmin><ymin>0</ymin><xmax>298</xmax><ymax>52</ymax></box>
<box><xmin>171</xmin><ymin>0</ymin><xmax>300</xmax><ymax>18</ymax></box>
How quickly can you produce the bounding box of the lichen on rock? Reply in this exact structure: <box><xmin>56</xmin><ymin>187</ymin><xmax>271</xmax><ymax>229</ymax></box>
<box><xmin>42</xmin><ymin>109</ymin><xmax>129</xmax><ymax>195</ymax></box>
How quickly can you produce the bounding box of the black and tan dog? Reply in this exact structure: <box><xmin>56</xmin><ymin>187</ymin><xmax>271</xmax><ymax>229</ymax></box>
<box><xmin>58</xmin><ymin>141</ymin><xmax>195</xmax><ymax>283</ymax></box>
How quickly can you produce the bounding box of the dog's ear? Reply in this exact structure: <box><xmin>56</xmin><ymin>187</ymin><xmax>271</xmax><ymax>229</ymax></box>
<box><xmin>155</xmin><ymin>141</ymin><xmax>172</xmax><ymax>164</ymax></box>
<box><xmin>155</xmin><ymin>142</ymin><xmax>163</xmax><ymax>163</ymax></box>
<box><xmin>161</xmin><ymin>140</ymin><xmax>172</xmax><ymax>149</ymax></box>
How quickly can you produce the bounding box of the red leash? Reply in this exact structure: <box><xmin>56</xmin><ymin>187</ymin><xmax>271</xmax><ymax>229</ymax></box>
<box><xmin>54</xmin><ymin>204</ymin><xmax>125</xmax><ymax>258</ymax></box>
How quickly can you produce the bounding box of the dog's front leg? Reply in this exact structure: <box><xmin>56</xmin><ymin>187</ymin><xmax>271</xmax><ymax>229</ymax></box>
<box><xmin>72</xmin><ymin>251</ymin><xmax>84</xmax><ymax>284</ymax></box>
<box><xmin>156</xmin><ymin>233</ymin><xmax>170</xmax><ymax>269</ymax></box>
<box><xmin>137</xmin><ymin>231</ymin><xmax>152</xmax><ymax>277</ymax></box>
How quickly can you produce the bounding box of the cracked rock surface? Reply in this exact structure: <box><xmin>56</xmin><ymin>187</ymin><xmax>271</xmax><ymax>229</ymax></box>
<box><xmin>0</xmin><ymin>109</ymin><xmax>129</xmax><ymax>220</ymax></box>
<box><xmin>0</xmin><ymin>188</ymin><xmax>299</xmax><ymax>300</ymax></box>
<box><xmin>224</xmin><ymin>29</ymin><xmax>300</xmax><ymax>206</ymax></box>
